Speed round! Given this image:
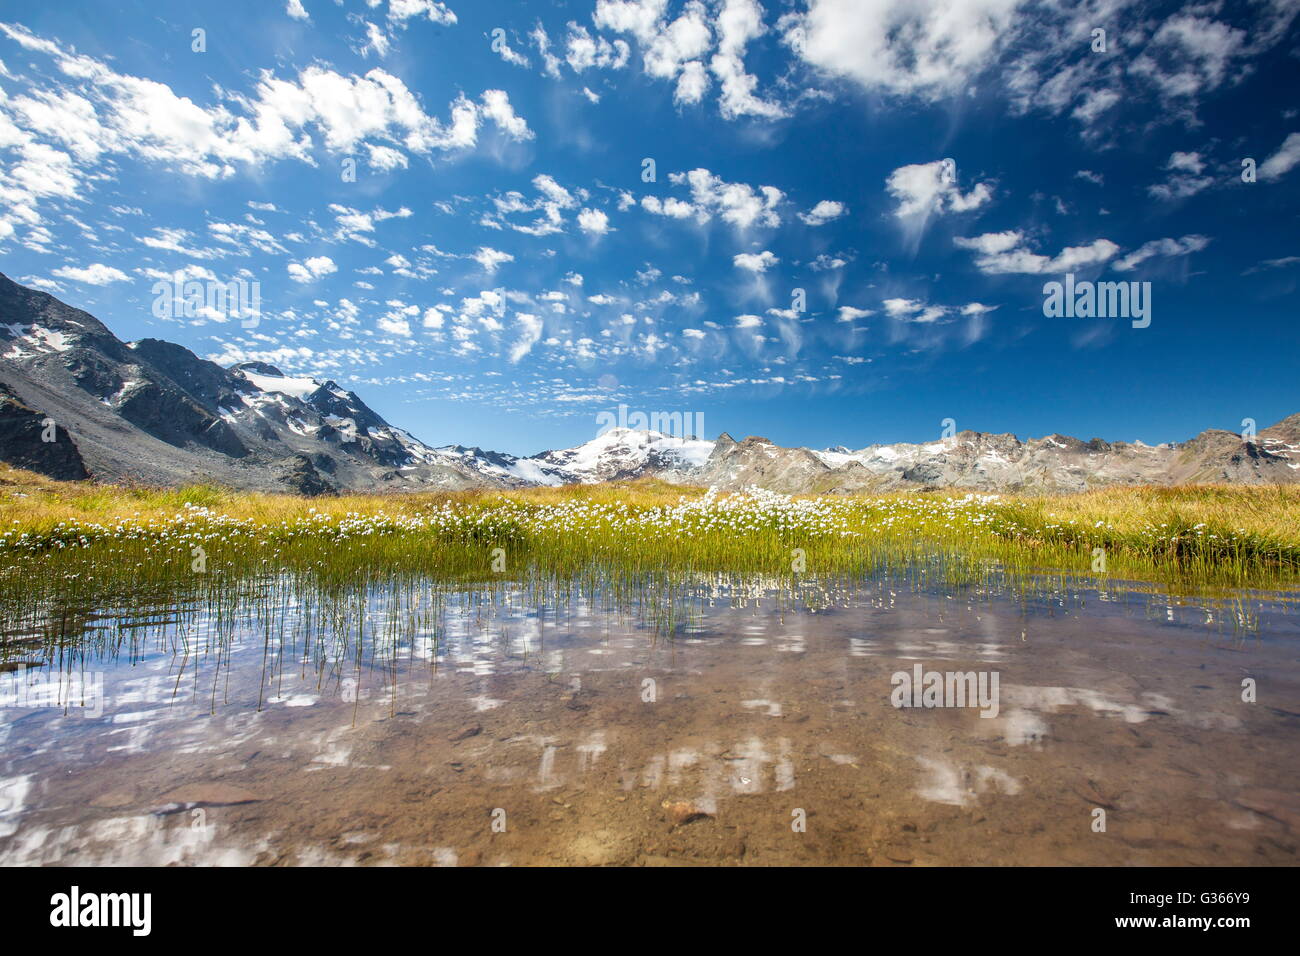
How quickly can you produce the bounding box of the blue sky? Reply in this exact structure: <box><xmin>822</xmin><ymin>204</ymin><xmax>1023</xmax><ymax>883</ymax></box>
<box><xmin>1</xmin><ymin>0</ymin><xmax>1298</xmax><ymax>456</ymax></box>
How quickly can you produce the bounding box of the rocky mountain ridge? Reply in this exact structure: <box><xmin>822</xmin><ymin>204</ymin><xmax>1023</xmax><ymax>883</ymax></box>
<box><xmin>2</xmin><ymin>274</ymin><xmax>1296</xmax><ymax>495</ymax></box>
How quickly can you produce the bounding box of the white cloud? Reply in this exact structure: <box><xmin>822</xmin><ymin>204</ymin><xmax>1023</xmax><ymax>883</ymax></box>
<box><xmin>207</xmin><ymin>221</ymin><xmax>286</xmax><ymax>255</ymax></box>
<box><xmin>594</xmin><ymin>0</ymin><xmax>669</xmax><ymax>40</ymax></box>
<box><xmin>488</xmin><ymin>174</ymin><xmax>588</xmax><ymax>236</ymax></box>
<box><xmin>577</xmin><ymin>208</ymin><xmax>611</xmax><ymax>235</ymax></box>
<box><xmin>711</xmin><ymin>0</ymin><xmax>785</xmax><ymax>119</ymax></box>
<box><xmin>836</xmin><ymin>305</ymin><xmax>873</xmax><ymax>322</ymax></box>
<box><xmin>641</xmin><ymin>195</ymin><xmax>696</xmax><ymax>219</ymax></box>
<box><xmin>1148</xmin><ymin>151</ymin><xmax>1213</xmax><ymax>200</ymax></box>
<box><xmin>1260</xmin><ymin>132</ymin><xmax>1300</xmax><ymax>181</ymax></box>
<box><xmin>1070</xmin><ymin>88</ymin><xmax>1119</xmax><ymax>125</ymax></box>
<box><xmin>565</xmin><ymin>24</ymin><xmax>631</xmax><ymax>72</ymax></box>
<box><xmin>810</xmin><ymin>254</ymin><xmax>847</xmax><ymax>271</ymax></box>
<box><xmin>286</xmin><ymin>0</ymin><xmax>309</xmax><ymax>21</ymax></box>
<box><xmin>140</xmin><ymin>264</ymin><xmax>218</xmax><ymax>283</ymax></box>
<box><xmin>595</xmin><ymin>0</ymin><xmax>781</xmax><ymax>118</ymax></box>
<box><xmin>1004</xmin><ymin>4</ymin><xmax>1299</xmax><ymax>134</ymax></box>
<box><xmin>655</xmin><ymin>11</ymin><xmax>713</xmax><ymax>80</ymax></box>
<box><xmin>1168</xmin><ymin>151</ymin><xmax>1204</xmax><ymax>174</ymax></box>
<box><xmin>675</xmin><ymin>60</ymin><xmax>711</xmax><ymax>104</ymax></box>
<box><xmin>798</xmin><ymin>200</ymin><xmax>846</xmax><ymax>226</ymax></box>
<box><xmin>529</xmin><ymin>24</ymin><xmax>563</xmax><ymax>78</ymax></box>
<box><xmin>1112</xmin><ymin>235</ymin><xmax>1210</xmax><ymax>272</ymax></box>
<box><xmin>472</xmin><ymin>247</ymin><xmax>514</xmax><ymax>273</ymax></box>
<box><xmin>367</xmin><ymin>143</ymin><xmax>409</xmax><ymax>171</ymax></box>
<box><xmin>0</xmin><ymin>24</ymin><xmax>531</xmax><ymax>237</ymax></box>
<box><xmin>287</xmin><ymin>256</ymin><xmax>338</xmax><ymax>283</ymax></box>
<box><xmin>882</xmin><ymin>298</ymin><xmax>947</xmax><ymax>323</ymax></box>
<box><xmin>509</xmin><ymin>312</ymin><xmax>544</xmax><ymax>362</ymax></box>
<box><xmin>492</xmin><ymin>30</ymin><xmax>530</xmax><ymax>68</ymax></box>
<box><xmin>478</xmin><ymin>89</ymin><xmax>532</xmax><ymax>140</ymax></box>
<box><xmin>954</xmin><ymin>230</ymin><xmax>1119</xmax><ymax>274</ymax></box>
<box><xmin>887</xmin><ymin>160</ymin><xmax>992</xmax><ymax>245</ymax></box>
<box><xmin>377</xmin><ymin>312</ymin><xmax>413</xmax><ymax>337</ymax></box>
<box><xmin>733</xmin><ymin>250</ymin><xmax>778</xmax><ymax>272</ymax></box>
<box><xmin>51</xmin><ymin>262</ymin><xmax>128</xmax><ymax>285</ymax></box>
<box><xmin>787</xmin><ymin>0</ymin><xmax>1022</xmax><ymax>101</ymax></box>
<box><xmin>20</xmin><ymin>275</ymin><xmax>62</xmax><ymax>292</ymax></box>
<box><xmin>670</xmin><ymin>168</ymin><xmax>783</xmax><ymax>229</ymax></box>
<box><xmin>380</xmin><ymin>1</ymin><xmax>457</xmax><ymax>26</ymax></box>
<box><xmin>329</xmin><ymin>203</ymin><xmax>412</xmax><ymax>244</ymax></box>
<box><xmin>1129</xmin><ymin>15</ymin><xmax>1245</xmax><ymax>105</ymax></box>
<box><xmin>362</xmin><ymin>22</ymin><xmax>392</xmax><ymax>58</ymax></box>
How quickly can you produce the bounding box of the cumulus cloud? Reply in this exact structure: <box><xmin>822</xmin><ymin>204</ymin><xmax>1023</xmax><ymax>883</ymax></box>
<box><xmin>837</xmin><ymin>305</ymin><xmax>873</xmax><ymax>322</ymax></box>
<box><xmin>786</xmin><ymin>0</ymin><xmax>1022</xmax><ymax>100</ymax></box>
<box><xmin>783</xmin><ymin>2</ymin><xmax>1297</xmax><ymax>139</ymax></box>
<box><xmin>1148</xmin><ymin>151</ymin><xmax>1213</xmax><ymax>200</ymax></box>
<box><xmin>377</xmin><ymin>310</ymin><xmax>415</xmax><ymax>337</ymax></box>
<box><xmin>733</xmin><ymin>250</ymin><xmax>779</xmax><ymax>272</ymax></box>
<box><xmin>565</xmin><ymin>23</ymin><xmax>631</xmax><ymax>72</ymax></box>
<box><xmin>674</xmin><ymin>60</ymin><xmax>711</xmax><ymax>104</ymax></box>
<box><xmin>51</xmin><ymin>262</ymin><xmax>128</xmax><ymax>285</ymax></box>
<box><xmin>380</xmin><ymin>1</ymin><xmax>457</xmax><ymax>26</ymax></box>
<box><xmin>810</xmin><ymin>254</ymin><xmax>847</xmax><ymax>271</ymax></box>
<box><xmin>641</xmin><ymin>195</ymin><xmax>696</xmax><ymax>219</ymax></box>
<box><xmin>594</xmin><ymin>0</ymin><xmax>781</xmax><ymax>118</ymax></box>
<box><xmin>329</xmin><ymin>204</ymin><xmax>412</xmax><ymax>245</ymax></box>
<box><xmin>798</xmin><ymin>200</ymin><xmax>846</xmax><ymax>226</ymax></box>
<box><xmin>882</xmin><ymin>298</ymin><xmax>947</xmax><ymax>323</ymax></box>
<box><xmin>668</xmin><ymin>168</ymin><xmax>784</xmax><ymax>229</ymax></box>
<box><xmin>472</xmin><ymin>247</ymin><xmax>514</xmax><ymax>273</ymax></box>
<box><xmin>0</xmin><ymin>24</ymin><xmax>529</xmax><ymax>240</ymax></box>
<box><xmin>577</xmin><ymin>207</ymin><xmax>611</xmax><ymax>235</ymax></box>
<box><xmin>486</xmin><ymin>174</ymin><xmax>594</xmax><ymax>237</ymax></box>
<box><xmin>287</xmin><ymin>255</ymin><xmax>337</xmax><ymax>283</ymax></box>
<box><xmin>711</xmin><ymin>0</ymin><xmax>786</xmax><ymax>119</ymax></box>
<box><xmin>954</xmin><ymin>230</ymin><xmax>1119</xmax><ymax>274</ymax></box>
<box><xmin>887</xmin><ymin>160</ymin><xmax>992</xmax><ymax>247</ymax></box>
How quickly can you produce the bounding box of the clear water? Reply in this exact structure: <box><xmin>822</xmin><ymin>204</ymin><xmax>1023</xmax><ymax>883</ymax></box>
<box><xmin>1</xmin><ymin>575</ymin><xmax>1298</xmax><ymax>865</ymax></box>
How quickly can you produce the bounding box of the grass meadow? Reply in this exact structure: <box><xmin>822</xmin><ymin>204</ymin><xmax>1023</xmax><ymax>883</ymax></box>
<box><xmin>2</xmin><ymin>463</ymin><xmax>1299</xmax><ymax>639</ymax></box>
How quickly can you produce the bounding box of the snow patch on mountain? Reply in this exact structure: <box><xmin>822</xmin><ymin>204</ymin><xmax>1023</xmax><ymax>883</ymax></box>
<box><xmin>232</xmin><ymin>366</ymin><xmax>323</xmax><ymax>400</ymax></box>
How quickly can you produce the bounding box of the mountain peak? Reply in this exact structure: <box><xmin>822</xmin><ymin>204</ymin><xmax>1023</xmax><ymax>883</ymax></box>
<box><xmin>231</xmin><ymin>361</ymin><xmax>287</xmax><ymax>377</ymax></box>
<box><xmin>2</xmin><ymin>274</ymin><xmax>1298</xmax><ymax>496</ymax></box>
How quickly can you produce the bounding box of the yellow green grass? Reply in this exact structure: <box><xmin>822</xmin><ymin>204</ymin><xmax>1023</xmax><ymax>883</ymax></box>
<box><xmin>2</xmin><ymin>465</ymin><xmax>1299</xmax><ymax>614</ymax></box>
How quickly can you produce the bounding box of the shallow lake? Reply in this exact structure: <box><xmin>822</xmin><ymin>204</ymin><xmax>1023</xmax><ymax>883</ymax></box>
<box><xmin>2</xmin><ymin>575</ymin><xmax>1298</xmax><ymax>865</ymax></box>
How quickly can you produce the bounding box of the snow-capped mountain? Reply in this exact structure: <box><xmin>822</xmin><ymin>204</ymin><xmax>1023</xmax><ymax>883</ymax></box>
<box><xmin>0</xmin><ymin>273</ymin><xmax>488</xmax><ymax>493</ymax></box>
<box><xmin>2</xmin><ymin>274</ymin><xmax>1298</xmax><ymax>495</ymax></box>
<box><xmin>526</xmin><ymin>427</ymin><xmax>713</xmax><ymax>484</ymax></box>
<box><xmin>433</xmin><ymin>427</ymin><xmax>713</xmax><ymax>487</ymax></box>
<box><xmin>689</xmin><ymin>425</ymin><xmax>1300</xmax><ymax>493</ymax></box>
